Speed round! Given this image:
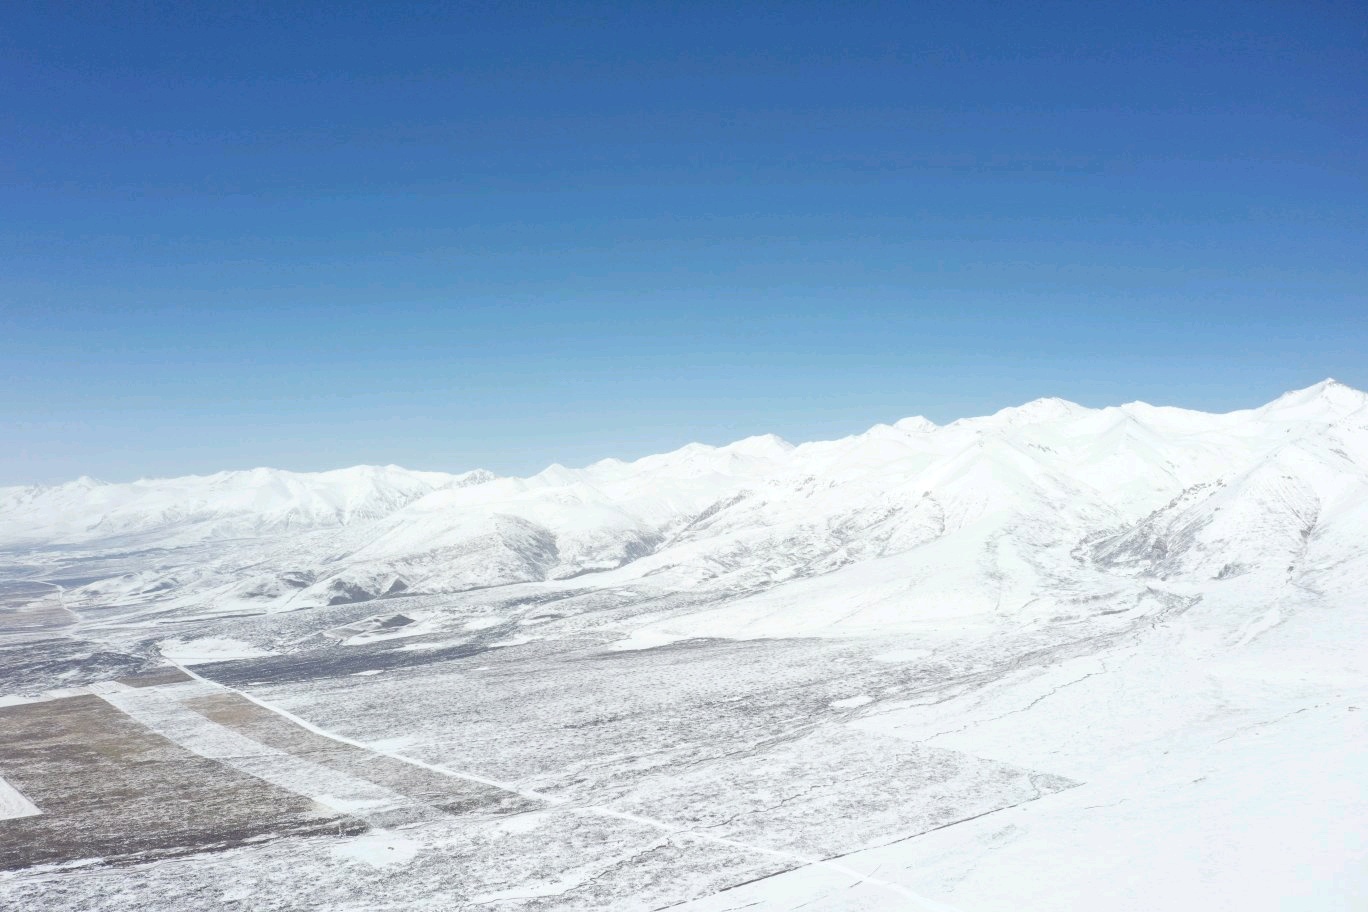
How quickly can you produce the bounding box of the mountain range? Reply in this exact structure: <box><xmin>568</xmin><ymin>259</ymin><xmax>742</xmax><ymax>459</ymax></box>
<box><xmin>4</xmin><ymin>379</ymin><xmax>1364</xmax><ymax>645</ymax></box>
<box><xmin>3</xmin><ymin>380</ymin><xmax>1366</xmax><ymax>910</ymax></box>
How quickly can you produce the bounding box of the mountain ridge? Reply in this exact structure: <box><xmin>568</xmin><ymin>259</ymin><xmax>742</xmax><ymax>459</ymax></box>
<box><xmin>8</xmin><ymin>379</ymin><xmax>1362</xmax><ymax>496</ymax></box>
<box><xmin>4</xmin><ymin>379</ymin><xmax>1364</xmax><ymax>632</ymax></box>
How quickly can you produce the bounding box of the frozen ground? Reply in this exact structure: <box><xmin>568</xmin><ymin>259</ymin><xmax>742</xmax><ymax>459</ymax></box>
<box><xmin>1</xmin><ymin>381</ymin><xmax>1365</xmax><ymax>909</ymax></box>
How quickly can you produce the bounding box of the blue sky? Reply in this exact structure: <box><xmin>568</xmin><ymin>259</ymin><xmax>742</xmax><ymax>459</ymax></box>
<box><xmin>3</xmin><ymin>1</ymin><xmax>1365</xmax><ymax>484</ymax></box>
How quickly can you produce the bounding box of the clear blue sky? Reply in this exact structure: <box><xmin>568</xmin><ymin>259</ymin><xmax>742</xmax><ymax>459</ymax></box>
<box><xmin>3</xmin><ymin>1</ymin><xmax>1365</xmax><ymax>484</ymax></box>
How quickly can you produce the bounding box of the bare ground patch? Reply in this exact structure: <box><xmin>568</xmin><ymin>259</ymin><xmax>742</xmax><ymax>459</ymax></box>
<box><xmin>0</xmin><ymin>695</ymin><xmax>364</xmax><ymax>870</ymax></box>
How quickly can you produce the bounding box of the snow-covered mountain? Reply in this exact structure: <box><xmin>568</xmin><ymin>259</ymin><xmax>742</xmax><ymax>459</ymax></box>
<box><xmin>4</xmin><ymin>380</ymin><xmax>1366</xmax><ymax>624</ymax></box>
<box><xmin>0</xmin><ymin>465</ymin><xmax>494</xmax><ymax>547</ymax></box>
<box><xmin>4</xmin><ymin>381</ymin><xmax>1366</xmax><ymax>911</ymax></box>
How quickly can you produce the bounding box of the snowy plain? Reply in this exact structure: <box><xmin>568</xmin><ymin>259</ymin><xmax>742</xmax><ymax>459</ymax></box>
<box><xmin>0</xmin><ymin>380</ymin><xmax>1365</xmax><ymax>910</ymax></box>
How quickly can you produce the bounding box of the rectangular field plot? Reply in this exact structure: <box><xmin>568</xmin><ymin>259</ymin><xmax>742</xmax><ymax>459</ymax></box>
<box><xmin>0</xmin><ymin>694</ymin><xmax>363</xmax><ymax>870</ymax></box>
<box><xmin>182</xmin><ymin>692</ymin><xmax>538</xmax><ymax>818</ymax></box>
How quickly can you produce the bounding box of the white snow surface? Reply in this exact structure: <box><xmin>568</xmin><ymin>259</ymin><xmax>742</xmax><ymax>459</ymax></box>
<box><xmin>0</xmin><ymin>775</ymin><xmax>40</xmax><ymax>821</ymax></box>
<box><xmin>6</xmin><ymin>378</ymin><xmax>1363</xmax><ymax>625</ymax></box>
<box><xmin>158</xmin><ymin>637</ymin><xmax>279</xmax><ymax>665</ymax></box>
<box><xmin>0</xmin><ymin>464</ymin><xmax>492</xmax><ymax>546</ymax></box>
<box><xmin>3</xmin><ymin>379</ymin><xmax>1367</xmax><ymax>910</ymax></box>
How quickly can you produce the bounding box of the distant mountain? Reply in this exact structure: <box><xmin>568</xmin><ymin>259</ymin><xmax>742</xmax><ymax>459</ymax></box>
<box><xmin>4</xmin><ymin>380</ymin><xmax>1365</xmax><ymax>629</ymax></box>
<box><xmin>0</xmin><ymin>465</ymin><xmax>495</xmax><ymax>546</ymax></box>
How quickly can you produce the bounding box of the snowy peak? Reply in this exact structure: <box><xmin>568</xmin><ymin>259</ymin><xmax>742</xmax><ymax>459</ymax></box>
<box><xmin>721</xmin><ymin>433</ymin><xmax>794</xmax><ymax>457</ymax></box>
<box><xmin>893</xmin><ymin>416</ymin><xmax>938</xmax><ymax>434</ymax></box>
<box><xmin>1260</xmin><ymin>378</ymin><xmax>1368</xmax><ymax>421</ymax></box>
<box><xmin>990</xmin><ymin>396</ymin><xmax>1087</xmax><ymax>424</ymax></box>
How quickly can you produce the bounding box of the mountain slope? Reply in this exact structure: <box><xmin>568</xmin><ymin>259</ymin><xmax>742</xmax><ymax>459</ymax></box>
<box><xmin>3</xmin><ymin>381</ymin><xmax>1366</xmax><ymax>912</ymax></box>
<box><xmin>3</xmin><ymin>380</ymin><xmax>1365</xmax><ymax>630</ymax></box>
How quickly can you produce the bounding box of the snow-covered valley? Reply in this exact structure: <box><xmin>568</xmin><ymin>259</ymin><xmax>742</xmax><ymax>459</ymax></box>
<box><xmin>1</xmin><ymin>380</ymin><xmax>1365</xmax><ymax>910</ymax></box>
